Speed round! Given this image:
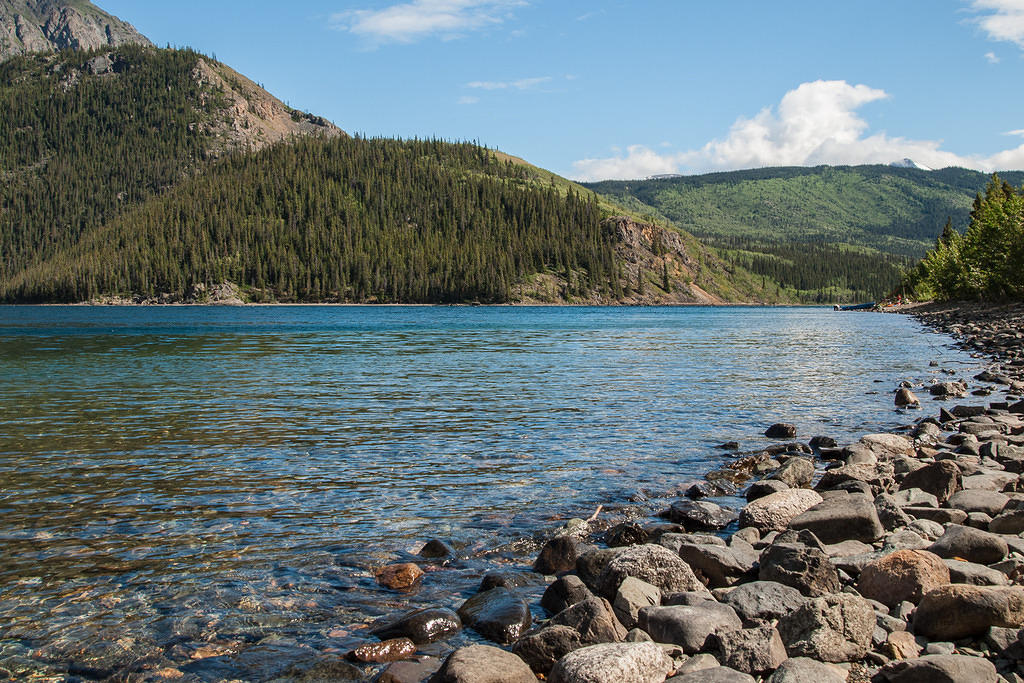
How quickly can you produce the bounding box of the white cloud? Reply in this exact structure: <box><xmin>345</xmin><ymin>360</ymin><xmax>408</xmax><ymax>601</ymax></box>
<box><xmin>1006</xmin><ymin>129</ymin><xmax>1024</xmax><ymax>136</ymax></box>
<box><xmin>971</xmin><ymin>0</ymin><xmax>1024</xmax><ymax>49</ymax></box>
<box><xmin>986</xmin><ymin>50</ymin><xmax>1002</xmax><ymax>62</ymax></box>
<box><xmin>571</xmin><ymin>79</ymin><xmax>1024</xmax><ymax>181</ymax></box>
<box><xmin>467</xmin><ymin>76</ymin><xmax>552</xmax><ymax>90</ymax></box>
<box><xmin>458</xmin><ymin>95</ymin><xmax>480</xmax><ymax>105</ymax></box>
<box><xmin>331</xmin><ymin>0</ymin><xmax>526</xmax><ymax>44</ymax></box>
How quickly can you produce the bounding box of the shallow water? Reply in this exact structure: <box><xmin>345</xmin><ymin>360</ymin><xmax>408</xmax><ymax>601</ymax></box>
<box><xmin>0</xmin><ymin>306</ymin><xmax>984</xmax><ymax>679</ymax></box>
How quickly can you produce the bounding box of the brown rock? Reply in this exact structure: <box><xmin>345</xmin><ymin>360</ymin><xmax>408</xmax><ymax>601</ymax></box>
<box><xmin>376</xmin><ymin>563</ymin><xmax>424</xmax><ymax>590</ymax></box>
<box><xmin>884</xmin><ymin>631</ymin><xmax>922</xmax><ymax>660</ymax></box>
<box><xmin>348</xmin><ymin>638</ymin><xmax>416</xmax><ymax>663</ymax></box>
<box><xmin>856</xmin><ymin>550</ymin><xmax>950</xmax><ymax>607</ymax></box>
<box><xmin>914</xmin><ymin>584</ymin><xmax>1024</xmax><ymax>640</ymax></box>
<box><xmin>899</xmin><ymin>461</ymin><xmax>962</xmax><ymax>504</ymax></box>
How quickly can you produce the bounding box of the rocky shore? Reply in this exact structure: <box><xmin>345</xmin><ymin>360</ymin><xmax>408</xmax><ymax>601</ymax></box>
<box><xmin>324</xmin><ymin>303</ymin><xmax>1024</xmax><ymax>683</ymax></box>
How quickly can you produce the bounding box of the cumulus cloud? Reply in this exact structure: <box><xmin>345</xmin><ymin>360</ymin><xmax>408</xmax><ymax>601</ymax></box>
<box><xmin>971</xmin><ymin>0</ymin><xmax>1024</xmax><ymax>49</ymax></box>
<box><xmin>332</xmin><ymin>0</ymin><xmax>526</xmax><ymax>43</ymax></box>
<box><xmin>571</xmin><ymin>79</ymin><xmax>1024</xmax><ymax>181</ymax></box>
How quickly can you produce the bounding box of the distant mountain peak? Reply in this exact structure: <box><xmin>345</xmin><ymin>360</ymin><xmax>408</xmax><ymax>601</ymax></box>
<box><xmin>890</xmin><ymin>158</ymin><xmax>932</xmax><ymax>171</ymax></box>
<box><xmin>0</xmin><ymin>0</ymin><xmax>151</xmax><ymax>62</ymax></box>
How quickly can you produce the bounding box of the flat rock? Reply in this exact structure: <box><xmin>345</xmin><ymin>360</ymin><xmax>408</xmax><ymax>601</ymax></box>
<box><xmin>766</xmin><ymin>657</ymin><xmax>848</xmax><ymax>683</ymax></box>
<box><xmin>739</xmin><ymin>489</ymin><xmax>823</xmax><ymax>533</ymax></box>
<box><xmin>510</xmin><ymin>625</ymin><xmax>584</xmax><ymax>675</ymax></box>
<box><xmin>927</xmin><ymin>524</ymin><xmax>1008</xmax><ymax>565</ymax></box>
<box><xmin>914</xmin><ymin>584</ymin><xmax>1024</xmax><ymax>640</ymax></box>
<box><xmin>597</xmin><ymin>544</ymin><xmax>707</xmax><ymax>599</ymax></box>
<box><xmin>903</xmin><ymin>507</ymin><xmax>968</xmax><ymax>525</ymax></box>
<box><xmin>944</xmin><ymin>558</ymin><xmax>1009</xmax><ymax>586</ymax></box>
<box><xmin>720</xmin><ymin>580</ymin><xmax>806</xmax><ymax>623</ymax></box>
<box><xmin>861</xmin><ymin>433</ymin><xmax>917</xmax><ymax>459</ymax></box>
<box><xmin>747</xmin><ymin>479</ymin><xmax>790</xmax><ymax>501</ymax></box>
<box><xmin>778</xmin><ymin>592</ymin><xmax>875</xmax><ymax>663</ymax></box>
<box><xmin>677</xmin><ymin>543</ymin><xmax>758</xmax><ymax>588</ymax></box>
<box><xmin>549</xmin><ymin>596</ymin><xmax>627</xmax><ymax>645</ymax></box>
<box><xmin>759</xmin><ymin>541</ymin><xmax>841</xmax><ymax>597</ymax></box>
<box><xmin>548</xmin><ymin>642</ymin><xmax>674</xmax><ymax>683</ymax></box>
<box><xmin>710</xmin><ymin>625</ymin><xmax>787</xmax><ymax>676</ymax></box>
<box><xmin>856</xmin><ymin>550</ymin><xmax>950</xmax><ymax>607</ymax></box>
<box><xmin>613</xmin><ymin>577</ymin><xmax>661</xmax><ymax>630</ymax></box>
<box><xmin>638</xmin><ymin>603</ymin><xmax>742</xmax><ymax>654</ymax></box>
<box><xmin>371</xmin><ymin>607</ymin><xmax>462</xmax><ymax>644</ymax></box>
<box><xmin>879</xmin><ymin>654</ymin><xmax>998</xmax><ymax>683</ymax></box>
<box><xmin>989</xmin><ymin>508</ymin><xmax>1024</xmax><ymax>534</ymax></box>
<box><xmin>662</xmin><ymin>499</ymin><xmax>738</xmax><ymax>531</ymax></box>
<box><xmin>947</xmin><ymin>489</ymin><xmax>1009</xmax><ymax>516</ymax></box>
<box><xmin>789</xmin><ymin>494</ymin><xmax>885</xmax><ymax>544</ymax></box>
<box><xmin>456</xmin><ymin>587</ymin><xmax>532</xmax><ymax>645</ymax></box>
<box><xmin>899</xmin><ymin>461</ymin><xmax>962</xmax><ymax>503</ymax></box>
<box><xmin>432</xmin><ymin>645</ymin><xmax>536</xmax><ymax>683</ymax></box>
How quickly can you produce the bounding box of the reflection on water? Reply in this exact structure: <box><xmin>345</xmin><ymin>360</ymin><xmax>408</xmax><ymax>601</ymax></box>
<box><xmin>0</xmin><ymin>306</ymin><xmax>981</xmax><ymax>679</ymax></box>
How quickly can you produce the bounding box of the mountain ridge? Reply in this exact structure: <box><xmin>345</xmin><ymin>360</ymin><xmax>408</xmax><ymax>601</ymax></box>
<box><xmin>0</xmin><ymin>0</ymin><xmax>149</xmax><ymax>61</ymax></box>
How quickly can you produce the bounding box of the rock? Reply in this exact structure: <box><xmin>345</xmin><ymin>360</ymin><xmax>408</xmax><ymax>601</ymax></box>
<box><xmin>816</xmin><ymin>462</ymin><xmax>895</xmax><ymax>494</ymax></box>
<box><xmin>747</xmin><ymin>479</ymin><xmax>790</xmax><ymax>501</ymax></box>
<box><xmin>431</xmin><ymin>644</ymin><xmax>536</xmax><ymax>683</ymax></box>
<box><xmin>789</xmin><ymin>494</ymin><xmax>885</xmax><ymax>544</ymax></box>
<box><xmin>930</xmin><ymin>381</ymin><xmax>968</xmax><ymax>398</ymax></box>
<box><xmin>892</xmin><ymin>488</ymin><xmax>939</xmax><ymax>508</ymax></box>
<box><xmin>548</xmin><ymin>642</ymin><xmax>674</xmax><ymax>683</ymax></box>
<box><xmin>597</xmin><ymin>544</ymin><xmax>707</xmax><ymax>599</ymax></box>
<box><xmin>576</xmin><ymin>548</ymin><xmax>623</xmax><ymax>592</ymax></box>
<box><xmin>710</xmin><ymin>625</ymin><xmax>788</xmax><ymax>676</ymax></box>
<box><xmin>896</xmin><ymin>388</ymin><xmax>920</xmax><ymax>407</ymax></box>
<box><xmin>604</xmin><ymin>522</ymin><xmax>649</xmax><ymax>548</ymax></box>
<box><xmin>778</xmin><ymin>592</ymin><xmax>875</xmax><ymax>663</ymax></box>
<box><xmin>914</xmin><ymin>585</ymin><xmax>1024</xmax><ymax>640</ymax></box>
<box><xmin>376</xmin><ymin>563</ymin><xmax>424</xmax><ymax>589</ymax></box>
<box><xmin>510</xmin><ymin>625</ymin><xmax>583</xmax><ymax>675</ymax></box>
<box><xmin>903</xmin><ymin>507</ymin><xmax>968</xmax><ymax>525</ymax></box>
<box><xmin>879</xmin><ymin>654</ymin><xmax>998</xmax><ymax>683</ymax></box>
<box><xmin>766</xmin><ymin>423</ymin><xmax>798</xmax><ymax>438</ymax></box>
<box><xmin>456</xmin><ymin>587</ymin><xmax>532</xmax><ymax>645</ymax></box>
<box><xmin>947</xmin><ymin>489</ymin><xmax>1009</xmax><ymax>516</ymax></box>
<box><xmin>861</xmin><ymin>433</ymin><xmax>917</xmax><ymax>459</ymax></box>
<box><xmin>536</xmin><ymin>536</ymin><xmax>590</xmax><ymax>575</ymax></box>
<box><xmin>542</xmin><ymin>575</ymin><xmax>594</xmax><ymax>616</ymax></box>
<box><xmin>418</xmin><ymin>539</ymin><xmax>453</xmax><ymax>559</ymax></box>
<box><xmin>884</xmin><ymin>528</ymin><xmax>930</xmax><ymax>551</ymax></box>
<box><xmin>927</xmin><ymin>525</ymin><xmax>1008</xmax><ymax>565</ymax></box>
<box><xmin>943</xmin><ymin>558</ymin><xmax>1008</xmax><ymax>585</ymax></box>
<box><xmin>677</xmin><ymin>543</ymin><xmax>759</xmax><ymax>588</ymax></box>
<box><xmin>662</xmin><ymin>499</ymin><xmax>737</xmax><ymax>531</ymax></box>
<box><xmin>670</xmin><ymin>666</ymin><xmax>755</xmax><ymax>682</ymax></box>
<box><xmin>658</xmin><ymin>532</ymin><xmax>725</xmax><ymax>553</ymax></box>
<box><xmin>856</xmin><ymin>550</ymin><xmax>950</xmax><ymax>607</ymax></box>
<box><xmin>613</xmin><ymin>577</ymin><xmax>661</xmax><ymax>630</ymax></box>
<box><xmin>899</xmin><ymin>461</ymin><xmax>962</xmax><ymax>503</ymax></box>
<box><xmin>372</xmin><ymin>607</ymin><xmax>462</xmax><ymax>644</ymax></box>
<box><xmin>989</xmin><ymin>508</ymin><xmax>1024</xmax><ymax>534</ymax></box>
<box><xmin>769</xmin><ymin>457</ymin><xmax>815</xmax><ymax>488</ymax></box>
<box><xmin>479</xmin><ymin>571</ymin><xmax>532</xmax><ymax>592</ymax></box>
<box><xmin>883</xmin><ymin>630</ymin><xmax>921</xmax><ymax>660</ymax></box>
<box><xmin>875</xmin><ymin>493</ymin><xmax>913</xmax><ymax>531</ymax></box>
<box><xmin>549</xmin><ymin>597</ymin><xmax>627</xmax><ymax>645</ymax></box>
<box><xmin>674</xmin><ymin>653</ymin><xmax>721</xmax><ymax>675</ymax></box>
<box><xmin>766</xmin><ymin>657</ymin><xmax>848</xmax><ymax>683</ymax></box>
<box><xmin>740</xmin><ymin>489</ymin><xmax>823</xmax><ymax>533</ymax></box>
<box><xmin>348</xmin><ymin>638</ymin><xmax>416</xmax><ymax>663</ymax></box>
<box><xmin>759</xmin><ymin>541</ymin><xmax>841</xmax><ymax>596</ymax></box>
<box><xmin>638</xmin><ymin>603</ymin><xmax>742</xmax><ymax>654</ymax></box>
<box><xmin>377</xmin><ymin>656</ymin><xmax>443</xmax><ymax>683</ymax></box>
<box><xmin>721</xmin><ymin>580</ymin><xmax>806</xmax><ymax>623</ymax></box>
<box><xmin>731</xmin><ymin>527</ymin><xmax>760</xmax><ymax>545</ymax></box>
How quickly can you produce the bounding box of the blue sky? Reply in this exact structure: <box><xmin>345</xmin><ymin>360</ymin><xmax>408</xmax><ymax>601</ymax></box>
<box><xmin>97</xmin><ymin>0</ymin><xmax>1024</xmax><ymax>180</ymax></box>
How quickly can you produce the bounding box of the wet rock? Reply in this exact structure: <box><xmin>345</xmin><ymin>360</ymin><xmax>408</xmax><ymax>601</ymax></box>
<box><xmin>542</xmin><ymin>575</ymin><xmax>594</xmax><ymax>616</ymax></box>
<box><xmin>989</xmin><ymin>508</ymin><xmax>1024</xmax><ymax>534</ymax></box>
<box><xmin>549</xmin><ymin>596</ymin><xmax>627</xmax><ymax>645</ymax></box>
<box><xmin>348</xmin><ymin>638</ymin><xmax>416</xmax><ymax>663</ymax></box>
<box><xmin>930</xmin><ymin>381</ymin><xmax>968</xmax><ymax>398</ymax></box>
<box><xmin>720</xmin><ymin>580</ymin><xmax>806</xmax><ymax>623</ymax></box>
<box><xmin>456</xmin><ymin>587</ymin><xmax>532</xmax><ymax>645</ymax></box>
<box><xmin>604</xmin><ymin>522</ymin><xmax>649</xmax><ymax>548</ymax></box>
<box><xmin>778</xmin><ymin>592</ymin><xmax>875</xmax><ymax>663</ymax></box>
<box><xmin>670</xmin><ymin>667</ymin><xmax>755</xmax><ymax>682</ymax></box>
<box><xmin>789</xmin><ymin>493</ymin><xmax>885</xmax><ymax>544</ymax></box>
<box><xmin>418</xmin><ymin>539</ymin><xmax>453</xmax><ymax>560</ymax></box>
<box><xmin>510</xmin><ymin>625</ymin><xmax>583</xmax><ymax>675</ymax></box>
<box><xmin>914</xmin><ymin>585</ymin><xmax>1024</xmax><ymax>640</ymax></box>
<box><xmin>899</xmin><ymin>461</ymin><xmax>962</xmax><ymax>503</ymax></box>
<box><xmin>372</xmin><ymin>607</ymin><xmax>462</xmax><ymax>644</ymax></box>
<box><xmin>536</xmin><ymin>536</ymin><xmax>591</xmax><ymax>576</ymax></box>
<box><xmin>661</xmin><ymin>499</ymin><xmax>737</xmax><ymax>531</ymax></box>
<box><xmin>739</xmin><ymin>489</ymin><xmax>823</xmax><ymax>533</ymax></box>
<box><xmin>279</xmin><ymin>653</ymin><xmax>365</xmax><ymax>681</ymax></box>
<box><xmin>759</xmin><ymin>540</ymin><xmax>841</xmax><ymax>596</ymax></box>
<box><xmin>376</xmin><ymin>563</ymin><xmax>425</xmax><ymax>590</ymax></box>
<box><xmin>879</xmin><ymin>654</ymin><xmax>998</xmax><ymax>683</ymax></box>
<box><xmin>431</xmin><ymin>644</ymin><xmax>536</xmax><ymax>683</ymax></box>
<box><xmin>677</xmin><ymin>542</ymin><xmax>759</xmax><ymax>588</ymax></box>
<box><xmin>856</xmin><ymin>550</ymin><xmax>950</xmax><ymax>607</ymax></box>
<box><xmin>576</xmin><ymin>548</ymin><xmax>623</xmax><ymax>592</ymax></box>
<box><xmin>548</xmin><ymin>642</ymin><xmax>674</xmax><ymax>683</ymax></box>
<box><xmin>927</xmin><ymin>524</ymin><xmax>1008</xmax><ymax>565</ymax></box>
<box><xmin>637</xmin><ymin>603</ymin><xmax>742</xmax><ymax>654</ymax></box>
<box><xmin>766</xmin><ymin>423</ymin><xmax>798</xmax><ymax>438</ymax></box>
<box><xmin>943</xmin><ymin>558</ymin><xmax>1008</xmax><ymax>585</ymax></box>
<box><xmin>612</xmin><ymin>577</ymin><xmax>661</xmax><ymax>630</ymax></box>
<box><xmin>896</xmin><ymin>388</ymin><xmax>920</xmax><ymax>407</ymax></box>
<box><xmin>947</xmin><ymin>489</ymin><xmax>1009</xmax><ymax>516</ymax></box>
<box><xmin>597</xmin><ymin>544</ymin><xmax>707</xmax><ymax>599</ymax></box>
<box><xmin>377</xmin><ymin>655</ymin><xmax>443</xmax><ymax>683</ymax></box>
<box><xmin>768</xmin><ymin>457</ymin><xmax>815</xmax><ymax>488</ymax></box>
<box><xmin>811</xmin><ymin>435</ymin><xmax>839</xmax><ymax>449</ymax></box>
<box><xmin>479</xmin><ymin>571</ymin><xmax>532</xmax><ymax>592</ymax></box>
<box><xmin>709</xmin><ymin>625</ymin><xmax>787</xmax><ymax>676</ymax></box>
<box><xmin>766</xmin><ymin>656</ymin><xmax>848</xmax><ymax>683</ymax></box>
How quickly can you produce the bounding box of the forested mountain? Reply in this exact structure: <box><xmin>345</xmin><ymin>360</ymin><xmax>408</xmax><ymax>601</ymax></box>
<box><xmin>0</xmin><ymin>0</ymin><xmax>149</xmax><ymax>61</ymax></box>
<box><xmin>0</xmin><ymin>45</ymin><xmax>779</xmax><ymax>305</ymax></box>
<box><xmin>584</xmin><ymin>166</ymin><xmax>1024</xmax><ymax>302</ymax></box>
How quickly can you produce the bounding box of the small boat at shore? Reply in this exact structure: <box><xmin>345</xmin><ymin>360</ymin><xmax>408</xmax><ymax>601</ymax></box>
<box><xmin>833</xmin><ymin>302</ymin><xmax>876</xmax><ymax>311</ymax></box>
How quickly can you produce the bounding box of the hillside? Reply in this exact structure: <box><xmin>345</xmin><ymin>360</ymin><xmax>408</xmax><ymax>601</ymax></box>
<box><xmin>584</xmin><ymin>166</ymin><xmax>1024</xmax><ymax>302</ymax></box>
<box><xmin>0</xmin><ymin>0</ymin><xmax>149</xmax><ymax>61</ymax></box>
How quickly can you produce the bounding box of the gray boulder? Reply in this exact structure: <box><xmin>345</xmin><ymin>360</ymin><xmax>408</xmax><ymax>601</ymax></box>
<box><xmin>662</xmin><ymin>499</ymin><xmax>738</xmax><ymax>531</ymax></box>
<box><xmin>721</xmin><ymin>580</ymin><xmax>806</xmax><ymax>623</ymax></box>
<box><xmin>677</xmin><ymin>542</ymin><xmax>758</xmax><ymax>588</ymax></box>
<box><xmin>778</xmin><ymin>593</ymin><xmax>875</xmax><ymax>663</ymax></box>
<box><xmin>613</xmin><ymin>577</ymin><xmax>661</xmax><ymax>630</ymax></box>
<box><xmin>542</xmin><ymin>575</ymin><xmax>594</xmax><ymax>616</ymax></box>
<box><xmin>927</xmin><ymin>524</ymin><xmax>1008</xmax><ymax>565</ymax></box>
<box><xmin>759</xmin><ymin>541</ymin><xmax>841</xmax><ymax>597</ymax></box>
<box><xmin>789</xmin><ymin>494</ymin><xmax>885</xmax><ymax>544</ymax></box>
<box><xmin>431</xmin><ymin>645</ymin><xmax>536</xmax><ymax>683</ymax></box>
<box><xmin>548</xmin><ymin>642</ymin><xmax>674</xmax><ymax>683</ymax></box>
<box><xmin>549</xmin><ymin>597</ymin><xmax>627</xmax><ymax>645</ymax></box>
<box><xmin>944</xmin><ymin>558</ymin><xmax>1009</xmax><ymax>586</ymax></box>
<box><xmin>767</xmin><ymin>657</ymin><xmax>848</xmax><ymax>683</ymax></box>
<box><xmin>947</xmin><ymin>489</ymin><xmax>1009</xmax><ymax>516</ymax></box>
<box><xmin>913</xmin><ymin>585</ymin><xmax>1024</xmax><ymax>640</ymax></box>
<box><xmin>988</xmin><ymin>508</ymin><xmax>1024</xmax><ymax>534</ymax></box>
<box><xmin>879</xmin><ymin>654</ymin><xmax>998</xmax><ymax>683</ymax></box>
<box><xmin>511</xmin><ymin>625</ymin><xmax>584</xmax><ymax>675</ymax></box>
<box><xmin>769</xmin><ymin>457</ymin><xmax>815</xmax><ymax>488</ymax></box>
<box><xmin>637</xmin><ymin>603</ymin><xmax>742</xmax><ymax>654</ymax></box>
<box><xmin>899</xmin><ymin>460</ymin><xmax>962</xmax><ymax>503</ymax></box>
<box><xmin>597</xmin><ymin>544</ymin><xmax>707</xmax><ymax>599</ymax></box>
<box><xmin>710</xmin><ymin>625</ymin><xmax>788</xmax><ymax>676</ymax></box>
<box><xmin>740</xmin><ymin>489</ymin><xmax>823</xmax><ymax>533</ymax></box>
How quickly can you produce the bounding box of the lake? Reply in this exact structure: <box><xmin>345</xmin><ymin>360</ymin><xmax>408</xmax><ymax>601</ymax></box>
<box><xmin>0</xmin><ymin>305</ymin><xmax>982</xmax><ymax>679</ymax></box>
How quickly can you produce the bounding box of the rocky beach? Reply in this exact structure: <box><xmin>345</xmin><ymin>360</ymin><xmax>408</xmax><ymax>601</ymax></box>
<box><xmin>336</xmin><ymin>303</ymin><xmax>1024</xmax><ymax>683</ymax></box>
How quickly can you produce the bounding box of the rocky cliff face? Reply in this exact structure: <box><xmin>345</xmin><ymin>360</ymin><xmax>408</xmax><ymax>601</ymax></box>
<box><xmin>0</xmin><ymin>0</ymin><xmax>150</xmax><ymax>61</ymax></box>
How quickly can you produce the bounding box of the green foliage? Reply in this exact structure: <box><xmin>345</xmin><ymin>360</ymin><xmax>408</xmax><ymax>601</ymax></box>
<box><xmin>906</xmin><ymin>175</ymin><xmax>1024</xmax><ymax>300</ymax></box>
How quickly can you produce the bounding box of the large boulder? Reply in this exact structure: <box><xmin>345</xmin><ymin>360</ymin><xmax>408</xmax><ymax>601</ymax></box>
<box><xmin>510</xmin><ymin>625</ymin><xmax>584</xmax><ymax>675</ymax></box>
<box><xmin>778</xmin><ymin>593</ymin><xmax>875</xmax><ymax>663</ymax></box>
<box><xmin>612</xmin><ymin>577</ymin><xmax>661</xmax><ymax>630</ymax></box>
<box><xmin>597</xmin><ymin>544</ymin><xmax>707</xmax><ymax>599</ymax></box>
<box><xmin>740</xmin><ymin>489</ymin><xmax>823</xmax><ymax>533</ymax></box>
<box><xmin>721</xmin><ymin>580</ymin><xmax>806</xmax><ymax>623</ymax></box>
<box><xmin>535</xmin><ymin>536</ymin><xmax>591</xmax><ymax>575</ymax></box>
<box><xmin>947</xmin><ymin>489</ymin><xmax>1009</xmax><ymax>517</ymax></box>
<box><xmin>769</xmin><ymin>457</ymin><xmax>815</xmax><ymax>488</ymax></box>
<box><xmin>879</xmin><ymin>654</ymin><xmax>998</xmax><ymax>683</ymax></box>
<box><xmin>899</xmin><ymin>461</ymin><xmax>962</xmax><ymax>504</ymax></box>
<box><xmin>576</xmin><ymin>548</ymin><xmax>624</xmax><ymax>592</ymax></box>
<box><xmin>944</xmin><ymin>559</ymin><xmax>1009</xmax><ymax>586</ymax></box>
<box><xmin>677</xmin><ymin>542</ymin><xmax>759</xmax><ymax>588</ymax></box>
<box><xmin>371</xmin><ymin>607</ymin><xmax>462</xmax><ymax>644</ymax></box>
<box><xmin>988</xmin><ymin>508</ymin><xmax>1024</xmax><ymax>535</ymax></box>
<box><xmin>548</xmin><ymin>597</ymin><xmax>627</xmax><ymax>645</ymax></box>
<box><xmin>856</xmin><ymin>550</ymin><xmax>950</xmax><ymax>607</ymax></box>
<box><xmin>662</xmin><ymin>499</ymin><xmax>738</xmax><ymax>531</ymax></box>
<box><xmin>788</xmin><ymin>494</ymin><xmax>885</xmax><ymax>544</ymax></box>
<box><xmin>860</xmin><ymin>433</ymin><xmax>916</xmax><ymax>459</ymax></box>
<box><xmin>542</xmin><ymin>575</ymin><xmax>594</xmax><ymax>616</ymax></box>
<box><xmin>637</xmin><ymin>603</ymin><xmax>742</xmax><ymax>654</ymax></box>
<box><xmin>432</xmin><ymin>645</ymin><xmax>536</xmax><ymax>683</ymax></box>
<box><xmin>548</xmin><ymin>642</ymin><xmax>674</xmax><ymax>683</ymax></box>
<box><xmin>456</xmin><ymin>587</ymin><xmax>532</xmax><ymax>645</ymax></box>
<box><xmin>767</xmin><ymin>657</ymin><xmax>848</xmax><ymax>683</ymax></box>
<box><xmin>913</xmin><ymin>585</ymin><xmax>1024</xmax><ymax>640</ymax></box>
<box><xmin>759</xmin><ymin>541</ymin><xmax>841</xmax><ymax>597</ymax></box>
<box><xmin>927</xmin><ymin>525</ymin><xmax>1008</xmax><ymax>565</ymax></box>
<box><xmin>710</xmin><ymin>625</ymin><xmax>788</xmax><ymax>676</ymax></box>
